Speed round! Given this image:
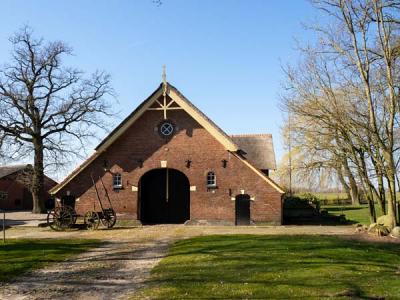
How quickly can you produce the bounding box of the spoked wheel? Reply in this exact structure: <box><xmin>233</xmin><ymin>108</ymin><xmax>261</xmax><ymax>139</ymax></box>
<box><xmin>47</xmin><ymin>209</ymin><xmax>59</xmax><ymax>231</ymax></box>
<box><xmin>64</xmin><ymin>205</ymin><xmax>78</xmax><ymax>225</ymax></box>
<box><xmin>84</xmin><ymin>211</ymin><xmax>100</xmax><ymax>230</ymax></box>
<box><xmin>101</xmin><ymin>208</ymin><xmax>117</xmax><ymax>228</ymax></box>
<box><xmin>47</xmin><ymin>207</ymin><xmax>73</xmax><ymax>231</ymax></box>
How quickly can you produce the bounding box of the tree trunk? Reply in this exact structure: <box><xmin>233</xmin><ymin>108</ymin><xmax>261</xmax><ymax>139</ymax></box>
<box><xmin>367</xmin><ymin>192</ymin><xmax>377</xmax><ymax>224</ymax></box>
<box><xmin>32</xmin><ymin>139</ymin><xmax>45</xmax><ymax>213</ymax></box>
<box><xmin>386</xmin><ymin>169</ymin><xmax>398</xmax><ymax>227</ymax></box>
<box><xmin>382</xmin><ymin>153</ymin><xmax>398</xmax><ymax>227</ymax></box>
<box><xmin>396</xmin><ymin>171</ymin><xmax>400</xmax><ymax>193</ymax></box>
<box><xmin>377</xmin><ymin>173</ymin><xmax>386</xmax><ymax>215</ymax></box>
<box><xmin>353</xmin><ymin>149</ymin><xmax>377</xmax><ymax>223</ymax></box>
<box><xmin>336</xmin><ymin>166</ymin><xmax>351</xmax><ymax>203</ymax></box>
<box><xmin>342</xmin><ymin>160</ymin><xmax>360</xmax><ymax>206</ymax></box>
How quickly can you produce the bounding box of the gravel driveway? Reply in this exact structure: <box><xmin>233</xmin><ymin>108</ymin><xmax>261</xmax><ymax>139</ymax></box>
<box><xmin>0</xmin><ymin>238</ymin><xmax>170</xmax><ymax>300</ymax></box>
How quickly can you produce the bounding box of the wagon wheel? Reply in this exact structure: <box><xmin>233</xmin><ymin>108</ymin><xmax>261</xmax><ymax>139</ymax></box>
<box><xmin>58</xmin><ymin>207</ymin><xmax>74</xmax><ymax>229</ymax></box>
<box><xmin>84</xmin><ymin>211</ymin><xmax>100</xmax><ymax>230</ymax></box>
<box><xmin>47</xmin><ymin>207</ymin><xmax>73</xmax><ymax>231</ymax></box>
<box><xmin>101</xmin><ymin>208</ymin><xmax>117</xmax><ymax>228</ymax></box>
<box><xmin>64</xmin><ymin>205</ymin><xmax>78</xmax><ymax>225</ymax></box>
<box><xmin>47</xmin><ymin>209</ymin><xmax>60</xmax><ymax>231</ymax></box>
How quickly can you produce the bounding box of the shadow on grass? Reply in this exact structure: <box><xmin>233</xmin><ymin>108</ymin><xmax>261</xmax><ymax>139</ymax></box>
<box><xmin>283</xmin><ymin>212</ymin><xmax>357</xmax><ymax>225</ymax></box>
<box><xmin>327</xmin><ymin>206</ymin><xmax>366</xmax><ymax>212</ymax></box>
<box><xmin>140</xmin><ymin>235</ymin><xmax>400</xmax><ymax>299</ymax></box>
<box><xmin>0</xmin><ymin>239</ymin><xmax>100</xmax><ymax>282</ymax></box>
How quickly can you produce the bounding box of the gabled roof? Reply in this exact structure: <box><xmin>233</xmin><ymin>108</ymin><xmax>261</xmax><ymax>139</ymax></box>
<box><xmin>0</xmin><ymin>164</ymin><xmax>31</xmax><ymax>180</ymax></box>
<box><xmin>95</xmin><ymin>83</ymin><xmax>238</xmax><ymax>152</ymax></box>
<box><xmin>50</xmin><ymin>82</ymin><xmax>284</xmax><ymax>195</ymax></box>
<box><xmin>231</xmin><ymin>134</ymin><xmax>277</xmax><ymax>170</ymax></box>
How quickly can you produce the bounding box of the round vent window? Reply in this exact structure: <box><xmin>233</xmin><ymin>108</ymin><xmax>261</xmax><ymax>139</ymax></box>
<box><xmin>158</xmin><ymin>121</ymin><xmax>175</xmax><ymax>137</ymax></box>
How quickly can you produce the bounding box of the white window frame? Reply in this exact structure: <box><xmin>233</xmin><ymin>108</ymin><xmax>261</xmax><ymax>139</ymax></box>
<box><xmin>206</xmin><ymin>171</ymin><xmax>217</xmax><ymax>188</ymax></box>
<box><xmin>113</xmin><ymin>173</ymin><xmax>122</xmax><ymax>189</ymax></box>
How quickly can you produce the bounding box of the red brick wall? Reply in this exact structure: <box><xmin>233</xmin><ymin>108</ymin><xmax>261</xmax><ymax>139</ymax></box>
<box><xmin>56</xmin><ymin>97</ymin><xmax>282</xmax><ymax>224</ymax></box>
<box><xmin>0</xmin><ymin>172</ymin><xmax>56</xmax><ymax>211</ymax></box>
<box><xmin>0</xmin><ymin>177</ymin><xmax>32</xmax><ymax>209</ymax></box>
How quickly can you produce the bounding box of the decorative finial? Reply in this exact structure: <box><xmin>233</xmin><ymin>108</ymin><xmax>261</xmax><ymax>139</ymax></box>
<box><xmin>162</xmin><ymin>65</ymin><xmax>167</xmax><ymax>85</ymax></box>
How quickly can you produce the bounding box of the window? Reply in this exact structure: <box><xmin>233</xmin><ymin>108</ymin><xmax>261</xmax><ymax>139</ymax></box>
<box><xmin>113</xmin><ymin>173</ymin><xmax>122</xmax><ymax>189</ymax></box>
<box><xmin>0</xmin><ymin>191</ymin><xmax>8</xmax><ymax>202</ymax></box>
<box><xmin>206</xmin><ymin>171</ymin><xmax>216</xmax><ymax>187</ymax></box>
<box><xmin>158</xmin><ymin>120</ymin><xmax>175</xmax><ymax>138</ymax></box>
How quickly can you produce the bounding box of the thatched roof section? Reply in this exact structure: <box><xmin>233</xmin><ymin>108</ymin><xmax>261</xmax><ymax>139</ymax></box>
<box><xmin>230</xmin><ymin>134</ymin><xmax>276</xmax><ymax>170</ymax></box>
<box><xmin>0</xmin><ymin>164</ymin><xmax>31</xmax><ymax>179</ymax></box>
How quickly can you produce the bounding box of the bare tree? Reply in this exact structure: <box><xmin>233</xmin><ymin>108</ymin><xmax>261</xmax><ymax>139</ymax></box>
<box><xmin>311</xmin><ymin>0</ymin><xmax>399</xmax><ymax>226</ymax></box>
<box><xmin>280</xmin><ymin>0</ymin><xmax>400</xmax><ymax>226</ymax></box>
<box><xmin>0</xmin><ymin>27</ymin><xmax>114</xmax><ymax>213</ymax></box>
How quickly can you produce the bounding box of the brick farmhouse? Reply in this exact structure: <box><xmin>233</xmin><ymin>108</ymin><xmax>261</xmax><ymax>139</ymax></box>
<box><xmin>0</xmin><ymin>164</ymin><xmax>57</xmax><ymax>210</ymax></box>
<box><xmin>49</xmin><ymin>82</ymin><xmax>284</xmax><ymax>225</ymax></box>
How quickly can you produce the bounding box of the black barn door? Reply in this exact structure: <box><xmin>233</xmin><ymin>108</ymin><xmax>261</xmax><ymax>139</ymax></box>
<box><xmin>235</xmin><ymin>194</ymin><xmax>251</xmax><ymax>225</ymax></box>
<box><xmin>139</xmin><ymin>168</ymin><xmax>190</xmax><ymax>224</ymax></box>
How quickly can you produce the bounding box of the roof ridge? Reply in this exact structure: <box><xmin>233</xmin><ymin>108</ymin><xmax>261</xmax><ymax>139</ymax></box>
<box><xmin>0</xmin><ymin>164</ymin><xmax>31</xmax><ymax>168</ymax></box>
<box><xmin>230</xmin><ymin>133</ymin><xmax>272</xmax><ymax>137</ymax></box>
<box><xmin>0</xmin><ymin>164</ymin><xmax>32</xmax><ymax>180</ymax></box>
<box><xmin>50</xmin><ymin>81</ymin><xmax>240</xmax><ymax>194</ymax></box>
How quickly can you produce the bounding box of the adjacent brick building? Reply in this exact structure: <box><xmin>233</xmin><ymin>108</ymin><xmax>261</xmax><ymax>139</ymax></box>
<box><xmin>0</xmin><ymin>164</ymin><xmax>57</xmax><ymax>210</ymax></box>
<box><xmin>50</xmin><ymin>82</ymin><xmax>284</xmax><ymax>225</ymax></box>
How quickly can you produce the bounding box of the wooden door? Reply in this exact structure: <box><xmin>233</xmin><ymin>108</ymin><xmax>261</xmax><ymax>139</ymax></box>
<box><xmin>235</xmin><ymin>194</ymin><xmax>250</xmax><ymax>225</ymax></box>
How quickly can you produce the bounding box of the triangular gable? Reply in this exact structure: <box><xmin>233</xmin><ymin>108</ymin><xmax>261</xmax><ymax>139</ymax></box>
<box><xmin>50</xmin><ymin>83</ymin><xmax>239</xmax><ymax>194</ymax></box>
<box><xmin>50</xmin><ymin>82</ymin><xmax>284</xmax><ymax>195</ymax></box>
<box><xmin>95</xmin><ymin>83</ymin><xmax>239</xmax><ymax>152</ymax></box>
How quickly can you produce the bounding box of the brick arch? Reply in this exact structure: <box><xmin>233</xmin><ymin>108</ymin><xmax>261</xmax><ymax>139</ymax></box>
<box><xmin>138</xmin><ymin>168</ymin><xmax>190</xmax><ymax>224</ymax></box>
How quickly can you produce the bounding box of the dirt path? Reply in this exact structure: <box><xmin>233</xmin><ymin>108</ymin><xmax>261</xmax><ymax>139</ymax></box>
<box><xmin>0</xmin><ymin>238</ymin><xmax>170</xmax><ymax>300</ymax></box>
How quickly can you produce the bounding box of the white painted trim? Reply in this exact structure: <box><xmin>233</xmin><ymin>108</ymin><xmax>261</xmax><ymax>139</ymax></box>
<box><xmin>98</xmin><ymin>89</ymin><xmax>163</xmax><ymax>152</ymax></box>
<box><xmin>49</xmin><ymin>84</ymin><xmax>243</xmax><ymax>194</ymax></box>
<box><xmin>168</xmin><ymin>88</ymin><xmax>238</xmax><ymax>151</ymax></box>
<box><xmin>231</xmin><ymin>152</ymin><xmax>285</xmax><ymax>194</ymax></box>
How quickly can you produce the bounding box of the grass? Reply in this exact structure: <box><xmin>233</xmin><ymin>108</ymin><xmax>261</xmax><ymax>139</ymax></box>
<box><xmin>137</xmin><ymin>235</ymin><xmax>400</xmax><ymax>299</ymax></box>
<box><xmin>306</xmin><ymin>192</ymin><xmax>348</xmax><ymax>201</ymax></box>
<box><xmin>324</xmin><ymin>205</ymin><xmax>384</xmax><ymax>225</ymax></box>
<box><xmin>0</xmin><ymin>239</ymin><xmax>100</xmax><ymax>282</ymax></box>
<box><xmin>295</xmin><ymin>192</ymin><xmax>389</xmax><ymax>224</ymax></box>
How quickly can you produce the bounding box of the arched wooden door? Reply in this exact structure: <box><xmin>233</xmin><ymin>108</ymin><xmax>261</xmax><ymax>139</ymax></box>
<box><xmin>139</xmin><ymin>168</ymin><xmax>190</xmax><ymax>224</ymax></box>
<box><xmin>235</xmin><ymin>194</ymin><xmax>251</xmax><ymax>225</ymax></box>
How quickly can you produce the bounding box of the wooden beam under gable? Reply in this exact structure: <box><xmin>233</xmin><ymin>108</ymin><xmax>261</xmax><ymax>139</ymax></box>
<box><xmin>50</xmin><ymin>83</ymin><xmax>242</xmax><ymax>195</ymax></box>
<box><xmin>49</xmin><ymin>88</ymin><xmax>164</xmax><ymax>194</ymax></box>
<box><xmin>168</xmin><ymin>88</ymin><xmax>239</xmax><ymax>152</ymax></box>
<box><xmin>96</xmin><ymin>88</ymin><xmax>164</xmax><ymax>153</ymax></box>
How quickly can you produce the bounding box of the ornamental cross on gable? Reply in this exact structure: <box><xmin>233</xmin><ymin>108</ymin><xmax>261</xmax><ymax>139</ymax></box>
<box><xmin>147</xmin><ymin>66</ymin><xmax>183</xmax><ymax>119</ymax></box>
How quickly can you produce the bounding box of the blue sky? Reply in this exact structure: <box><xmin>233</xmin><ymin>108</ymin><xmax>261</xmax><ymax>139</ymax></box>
<box><xmin>0</xmin><ymin>0</ymin><xmax>317</xmax><ymax>177</ymax></box>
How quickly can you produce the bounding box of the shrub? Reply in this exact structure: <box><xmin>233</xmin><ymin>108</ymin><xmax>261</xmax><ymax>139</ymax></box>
<box><xmin>283</xmin><ymin>194</ymin><xmax>320</xmax><ymax>212</ymax></box>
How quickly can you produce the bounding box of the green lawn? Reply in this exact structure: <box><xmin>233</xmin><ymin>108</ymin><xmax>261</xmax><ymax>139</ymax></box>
<box><xmin>137</xmin><ymin>235</ymin><xmax>400</xmax><ymax>299</ymax></box>
<box><xmin>324</xmin><ymin>205</ymin><xmax>384</xmax><ymax>225</ymax></box>
<box><xmin>309</xmin><ymin>192</ymin><xmax>348</xmax><ymax>200</ymax></box>
<box><xmin>0</xmin><ymin>239</ymin><xmax>100</xmax><ymax>282</ymax></box>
